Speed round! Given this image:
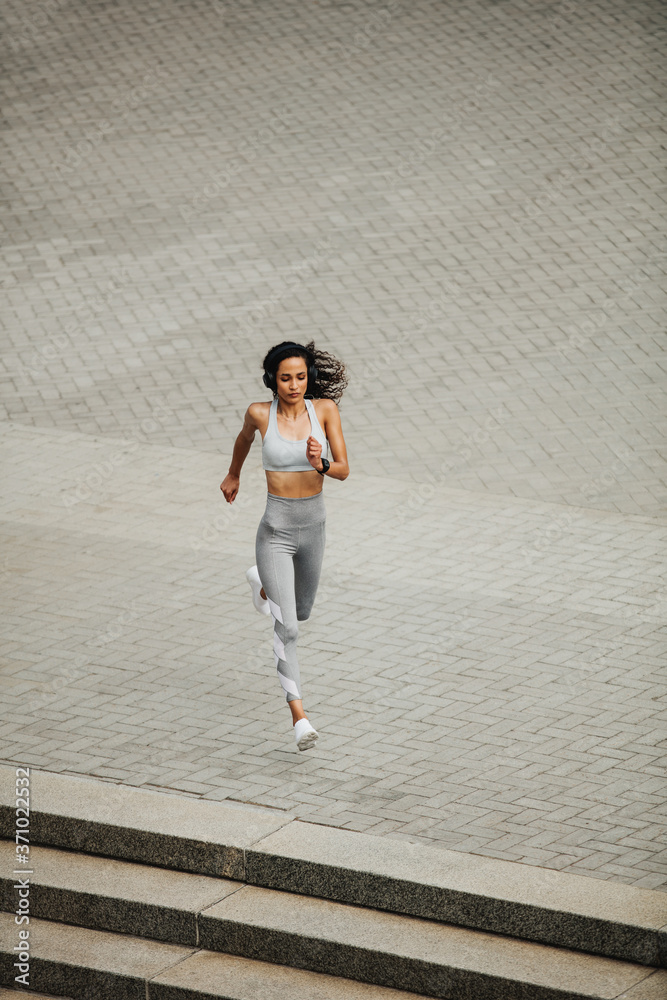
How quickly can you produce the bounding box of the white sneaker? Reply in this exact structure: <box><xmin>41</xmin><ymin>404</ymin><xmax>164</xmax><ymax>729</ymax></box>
<box><xmin>294</xmin><ymin>717</ymin><xmax>319</xmax><ymax>751</ymax></box>
<box><xmin>246</xmin><ymin>566</ymin><xmax>270</xmax><ymax>615</ymax></box>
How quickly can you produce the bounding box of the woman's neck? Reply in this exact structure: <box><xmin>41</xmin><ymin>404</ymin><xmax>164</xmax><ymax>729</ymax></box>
<box><xmin>277</xmin><ymin>398</ymin><xmax>307</xmax><ymax>421</ymax></box>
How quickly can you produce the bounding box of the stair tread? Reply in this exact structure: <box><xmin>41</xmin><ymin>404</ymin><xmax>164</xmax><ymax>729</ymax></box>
<box><xmin>0</xmin><ymin>913</ymin><xmax>438</xmax><ymax>1000</ymax></box>
<box><xmin>2</xmin><ymin>766</ymin><xmax>665</xmax><ymax>969</ymax></box>
<box><xmin>153</xmin><ymin>948</ymin><xmax>441</xmax><ymax>999</ymax></box>
<box><xmin>0</xmin><ymin>766</ymin><xmax>292</xmax><ymax>849</ymax></box>
<box><xmin>0</xmin><ymin>839</ymin><xmax>243</xmax><ymax>912</ymax></box>
<box><xmin>0</xmin><ymin>846</ymin><xmax>660</xmax><ymax>999</ymax></box>
<box><xmin>0</xmin><ymin>910</ymin><xmax>194</xmax><ymax>979</ymax></box>
<box><xmin>0</xmin><ymin>765</ymin><xmax>292</xmax><ymax>882</ymax></box>
<box><xmin>249</xmin><ymin>819</ymin><xmax>667</xmax><ymax>932</ymax></box>
<box><xmin>200</xmin><ymin>884</ymin><xmax>657</xmax><ymax>998</ymax></box>
<box><xmin>2</xmin><ymin>765</ymin><xmax>663</xmax><ymax>932</ymax></box>
<box><xmin>0</xmin><ymin>991</ymin><xmax>73</xmax><ymax>999</ymax></box>
<box><xmin>614</xmin><ymin>970</ymin><xmax>667</xmax><ymax>1000</ymax></box>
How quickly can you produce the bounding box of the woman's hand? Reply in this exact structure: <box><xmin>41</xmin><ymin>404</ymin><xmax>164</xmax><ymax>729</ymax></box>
<box><xmin>306</xmin><ymin>435</ymin><xmax>323</xmax><ymax>471</ymax></box>
<box><xmin>220</xmin><ymin>473</ymin><xmax>240</xmax><ymax>503</ymax></box>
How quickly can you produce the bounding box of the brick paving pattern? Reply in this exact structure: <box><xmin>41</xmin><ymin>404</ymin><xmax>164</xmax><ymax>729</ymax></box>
<box><xmin>1</xmin><ymin>0</ymin><xmax>666</xmax><ymax>889</ymax></box>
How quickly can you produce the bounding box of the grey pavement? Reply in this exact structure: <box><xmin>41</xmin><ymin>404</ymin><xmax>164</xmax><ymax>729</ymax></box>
<box><xmin>1</xmin><ymin>0</ymin><xmax>666</xmax><ymax>890</ymax></box>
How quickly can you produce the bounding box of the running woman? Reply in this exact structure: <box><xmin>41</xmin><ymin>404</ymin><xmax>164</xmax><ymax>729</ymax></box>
<box><xmin>220</xmin><ymin>341</ymin><xmax>349</xmax><ymax>751</ymax></box>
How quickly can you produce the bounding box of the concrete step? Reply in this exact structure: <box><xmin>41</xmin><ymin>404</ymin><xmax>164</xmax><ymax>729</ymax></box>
<box><xmin>1</xmin><ymin>766</ymin><xmax>664</xmax><ymax>968</ymax></box>
<box><xmin>0</xmin><ymin>912</ymin><xmax>440</xmax><ymax>1000</ymax></box>
<box><xmin>0</xmin><ymin>839</ymin><xmax>242</xmax><ymax>947</ymax></box>
<box><xmin>0</xmin><ymin>991</ymin><xmax>72</xmax><ymax>1000</ymax></box>
<box><xmin>1</xmin><ymin>843</ymin><xmax>665</xmax><ymax>1000</ymax></box>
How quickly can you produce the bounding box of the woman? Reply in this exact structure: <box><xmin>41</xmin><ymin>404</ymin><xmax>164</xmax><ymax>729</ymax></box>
<box><xmin>220</xmin><ymin>340</ymin><xmax>349</xmax><ymax>751</ymax></box>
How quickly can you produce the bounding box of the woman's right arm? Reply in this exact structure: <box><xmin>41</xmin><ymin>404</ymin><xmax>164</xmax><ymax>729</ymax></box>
<box><xmin>220</xmin><ymin>405</ymin><xmax>259</xmax><ymax>503</ymax></box>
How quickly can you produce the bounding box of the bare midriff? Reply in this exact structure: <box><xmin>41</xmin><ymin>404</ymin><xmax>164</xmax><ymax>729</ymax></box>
<box><xmin>265</xmin><ymin>469</ymin><xmax>323</xmax><ymax>498</ymax></box>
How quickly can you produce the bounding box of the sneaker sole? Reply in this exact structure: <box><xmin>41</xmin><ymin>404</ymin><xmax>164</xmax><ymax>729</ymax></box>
<box><xmin>296</xmin><ymin>730</ymin><xmax>319</xmax><ymax>751</ymax></box>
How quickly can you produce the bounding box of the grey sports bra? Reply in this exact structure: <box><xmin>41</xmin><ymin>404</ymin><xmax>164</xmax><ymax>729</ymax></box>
<box><xmin>262</xmin><ymin>397</ymin><xmax>329</xmax><ymax>472</ymax></box>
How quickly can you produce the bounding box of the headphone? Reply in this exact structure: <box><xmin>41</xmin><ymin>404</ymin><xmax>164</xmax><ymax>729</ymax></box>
<box><xmin>262</xmin><ymin>342</ymin><xmax>318</xmax><ymax>393</ymax></box>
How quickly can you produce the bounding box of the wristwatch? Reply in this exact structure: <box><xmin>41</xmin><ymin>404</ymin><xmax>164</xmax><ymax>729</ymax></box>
<box><xmin>318</xmin><ymin>458</ymin><xmax>330</xmax><ymax>476</ymax></box>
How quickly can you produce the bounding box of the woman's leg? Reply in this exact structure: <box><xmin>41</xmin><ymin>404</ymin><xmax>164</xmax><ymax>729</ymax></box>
<box><xmin>255</xmin><ymin>517</ymin><xmax>304</xmax><ymax>709</ymax></box>
<box><xmin>294</xmin><ymin>518</ymin><xmax>326</xmax><ymax>621</ymax></box>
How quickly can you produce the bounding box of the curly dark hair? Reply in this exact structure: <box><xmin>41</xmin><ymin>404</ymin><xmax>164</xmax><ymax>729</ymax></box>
<box><xmin>261</xmin><ymin>340</ymin><xmax>348</xmax><ymax>403</ymax></box>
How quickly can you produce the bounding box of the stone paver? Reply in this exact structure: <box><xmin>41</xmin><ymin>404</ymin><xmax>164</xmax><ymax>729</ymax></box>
<box><xmin>1</xmin><ymin>0</ymin><xmax>666</xmax><ymax>890</ymax></box>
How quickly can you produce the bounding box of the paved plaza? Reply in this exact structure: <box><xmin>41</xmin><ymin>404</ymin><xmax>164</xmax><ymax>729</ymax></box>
<box><xmin>1</xmin><ymin>0</ymin><xmax>666</xmax><ymax>891</ymax></box>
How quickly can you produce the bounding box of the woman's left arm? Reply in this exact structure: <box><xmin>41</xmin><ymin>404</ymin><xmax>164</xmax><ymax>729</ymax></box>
<box><xmin>321</xmin><ymin>399</ymin><xmax>349</xmax><ymax>481</ymax></box>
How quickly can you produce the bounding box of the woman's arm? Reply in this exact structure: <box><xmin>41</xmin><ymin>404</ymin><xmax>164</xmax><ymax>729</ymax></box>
<box><xmin>220</xmin><ymin>405</ymin><xmax>259</xmax><ymax>503</ymax></box>
<box><xmin>307</xmin><ymin>399</ymin><xmax>349</xmax><ymax>481</ymax></box>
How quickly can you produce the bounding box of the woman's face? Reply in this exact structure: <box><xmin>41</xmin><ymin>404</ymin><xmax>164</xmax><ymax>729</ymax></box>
<box><xmin>275</xmin><ymin>356</ymin><xmax>308</xmax><ymax>401</ymax></box>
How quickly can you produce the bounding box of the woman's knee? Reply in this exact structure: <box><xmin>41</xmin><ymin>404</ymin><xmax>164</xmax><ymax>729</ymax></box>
<box><xmin>280</xmin><ymin>618</ymin><xmax>299</xmax><ymax>644</ymax></box>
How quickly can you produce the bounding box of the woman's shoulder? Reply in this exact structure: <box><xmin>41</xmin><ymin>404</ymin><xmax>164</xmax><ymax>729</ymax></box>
<box><xmin>247</xmin><ymin>400</ymin><xmax>272</xmax><ymax>426</ymax></box>
<box><xmin>313</xmin><ymin>397</ymin><xmax>338</xmax><ymax>413</ymax></box>
<box><xmin>312</xmin><ymin>397</ymin><xmax>339</xmax><ymax>433</ymax></box>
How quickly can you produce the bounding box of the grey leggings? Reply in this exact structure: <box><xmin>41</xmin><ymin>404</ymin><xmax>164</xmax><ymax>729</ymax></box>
<box><xmin>255</xmin><ymin>491</ymin><xmax>326</xmax><ymax>703</ymax></box>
